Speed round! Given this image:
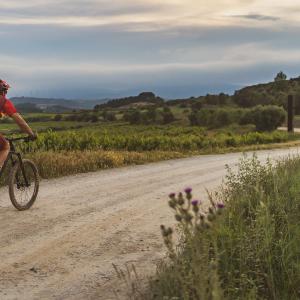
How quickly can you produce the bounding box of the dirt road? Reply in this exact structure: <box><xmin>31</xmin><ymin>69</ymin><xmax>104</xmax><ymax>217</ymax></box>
<box><xmin>0</xmin><ymin>147</ymin><xmax>299</xmax><ymax>300</ymax></box>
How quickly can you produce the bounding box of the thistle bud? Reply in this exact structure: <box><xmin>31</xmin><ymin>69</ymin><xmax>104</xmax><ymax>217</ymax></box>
<box><xmin>208</xmin><ymin>213</ymin><xmax>216</xmax><ymax>222</ymax></box>
<box><xmin>167</xmin><ymin>227</ymin><xmax>173</xmax><ymax>236</ymax></box>
<box><xmin>178</xmin><ymin>197</ymin><xmax>184</xmax><ymax>205</ymax></box>
<box><xmin>217</xmin><ymin>203</ymin><xmax>225</xmax><ymax>209</ymax></box>
<box><xmin>192</xmin><ymin>205</ymin><xmax>199</xmax><ymax>213</ymax></box>
<box><xmin>184</xmin><ymin>213</ymin><xmax>193</xmax><ymax>223</ymax></box>
<box><xmin>168</xmin><ymin>200</ymin><xmax>176</xmax><ymax>209</ymax></box>
<box><xmin>184</xmin><ymin>187</ymin><xmax>192</xmax><ymax>200</ymax></box>
<box><xmin>184</xmin><ymin>187</ymin><xmax>192</xmax><ymax>194</ymax></box>
<box><xmin>175</xmin><ymin>214</ymin><xmax>182</xmax><ymax>222</ymax></box>
<box><xmin>209</xmin><ymin>207</ymin><xmax>215</xmax><ymax>215</ymax></box>
<box><xmin>169</xmin><ymin>193</ymin><xmax>176</xmax><ymax>199</ymax></box>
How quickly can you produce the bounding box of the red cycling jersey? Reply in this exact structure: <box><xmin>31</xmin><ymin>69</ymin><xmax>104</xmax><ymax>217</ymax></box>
<box><xmin>0</xmin><ymin>95</ymin><xmax>17</xmax><ymax>116</ymax></box>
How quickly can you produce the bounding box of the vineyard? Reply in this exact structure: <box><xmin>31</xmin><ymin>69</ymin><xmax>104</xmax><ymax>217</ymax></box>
<box><xmin>19</xmin><ymin>124</ymin><xmax>295</xmax><ymax>153</ymax></box>
<box><xmin>12</xmin><ymin>124</ymin><xmax>296</xmax><ymax>178</ymax></box>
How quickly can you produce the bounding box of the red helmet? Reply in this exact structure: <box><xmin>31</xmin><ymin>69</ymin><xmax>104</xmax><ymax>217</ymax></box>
<box><xmin>0</xmin><ymin>79</ymin><xmax>11</xmax><ymax>92</ymax></box>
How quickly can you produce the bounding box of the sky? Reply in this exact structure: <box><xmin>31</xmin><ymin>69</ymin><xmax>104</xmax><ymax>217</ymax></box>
<box><xmin>1</xmin><ymin>0</ymin><xmax>300</xmax><ymax>99</ymax></box>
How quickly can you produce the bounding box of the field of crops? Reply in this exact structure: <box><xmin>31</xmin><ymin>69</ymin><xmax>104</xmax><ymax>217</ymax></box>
<box><xmin>0</xmin><ymin>120</ymin><xmax>93</xmax><ymax>134</ymax></box>
<box><xmin>0</xmin><ymin>118</ymin><xmax>296</xmax><ymax>179</ymax></box>
<box><xmin>15</xmin><ymin>124</ymin><xmax>295</xmax><ymax>154</ymax></box>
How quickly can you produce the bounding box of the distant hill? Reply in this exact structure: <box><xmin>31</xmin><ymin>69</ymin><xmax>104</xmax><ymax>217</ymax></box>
<box><xmin>94</xmin><ymin>92</ymin><xmax>164</xmax><ymax>110</ymax></box>
<box><xmin>10</xmin><ymin>75</ymin><xmax>300</xmax><ymax>114</ymax></box>
<box><xmin>233</xmin><ymin>77</ymin><xmax>300</xmax><ymax>108</ymax></box>
<box><xmin>165</xmin><ymin>76</ymin><xmax>300</xmax><ymax>112</ymax></box>
<box><xmin>10</xmin><ymin>97</ymin><xmax>108</xmax><ymax>110</ymax></box>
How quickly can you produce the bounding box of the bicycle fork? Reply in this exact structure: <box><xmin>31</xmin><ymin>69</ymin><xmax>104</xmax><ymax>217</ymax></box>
<box><xmin>10</xmin><ymin>152</ymin><xmax>30</xmax><ymax>187</ymax></box>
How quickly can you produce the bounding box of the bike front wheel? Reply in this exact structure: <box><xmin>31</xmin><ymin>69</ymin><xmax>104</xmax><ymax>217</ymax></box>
<box><xmin>9</xmin><ymin>159</ymin><xmax>40</xmax><ymax>211</ymax></box>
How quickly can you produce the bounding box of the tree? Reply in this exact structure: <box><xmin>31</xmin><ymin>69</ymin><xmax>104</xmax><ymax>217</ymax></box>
<box><xmin>274</xmin><ymin>71</ymin><xmax>287</xmax><ymax>82</ymax></box>
<box><xmin>124</xmin><ymin>110</ymin><xmax>142</xmax><ymax>124</ymax></box>
<box><xmin>162</xmin><ymin>111</ymin><xmax>175</xmax><ymax>124</ymax></box>
<box><xmin>146</xmin><ymin>108</ymin><xmax>157</xmax><ymax>123</ymax></box>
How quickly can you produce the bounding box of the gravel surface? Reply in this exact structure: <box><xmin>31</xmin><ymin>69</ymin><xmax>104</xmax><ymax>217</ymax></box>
<box><xmin>0</xmin><ymin>147</ymin><xmax>299</xmax><ymax>300</ymax></box>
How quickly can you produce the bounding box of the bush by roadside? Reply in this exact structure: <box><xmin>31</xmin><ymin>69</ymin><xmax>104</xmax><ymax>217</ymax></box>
<box><xmin>143</xmin><ymin>155</ymin><xmax>300</xmax><ymax>299</ymax></box>
<box><xmin>189</xmin><ymin>105</ymin><xmax>286</xmax><ymax>131</ymax></box>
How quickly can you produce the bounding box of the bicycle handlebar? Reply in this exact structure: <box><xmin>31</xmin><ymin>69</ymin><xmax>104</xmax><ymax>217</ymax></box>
<box><xmin>6</xmin><ymin>136</ymin><xmax>36</xmax><ymax>143</ymax></box>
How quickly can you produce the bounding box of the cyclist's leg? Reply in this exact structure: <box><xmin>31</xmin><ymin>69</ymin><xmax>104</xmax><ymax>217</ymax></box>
<box><xmin>0</xmin><ymin>134</ymin><xmax>9</xmax><ymax>168</ymax></box>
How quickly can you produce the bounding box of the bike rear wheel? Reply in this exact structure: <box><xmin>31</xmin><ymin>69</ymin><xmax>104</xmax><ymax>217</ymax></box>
<box><xmin>9</xmin><ymin>159</ymin><xmax>39</xmax><ymax>211</ymax></box>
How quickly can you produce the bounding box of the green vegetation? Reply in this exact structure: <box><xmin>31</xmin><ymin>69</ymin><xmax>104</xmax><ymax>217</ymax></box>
<box><xmin>6</xmin><ymin>124</ymin><xmax>294</xmax><ymax>179</ymax></box>
<box><xmin>17</xmin><ymin>125</ymin><xmax>294</xmax><ymax>154</ymax></box>
<box><xmin>94</xmin><ymin>92</ymin><xmax>164</xmax><ymax>110</ymax></box>
<box><xmin>143</xmin><ymin>155</ymin><xmax>300</xmax><ymax>299</ymax></box>
<box><xmin>233</xmin><ymin>76</ymin><xmax>300</xmax><ymax>109</ymax></box>
<box><xmin>26</xmin><ymin>150</ymin><xmax>184</xmax><ymax>179</ymax></box>
<box><xmin>189</xmin><ymin>105</ymin><xmax>286</xmax><ymax>131</ymax></box>
<box><xmin>0</xmin><ymin>120</ymin><xmax>296</xmax><ymax>179</ymax></box>
<box><xmin>0</xmin><ymin>121</ymin><xmax>93</xmax><ymax>134</ymax></box>
<box><xmin>123</xmin><ymin>106</ymin><xmax>175</xmax><ymax>125</ymax></box>
<box><xmin>0</xmin><ymin>73</ymin><xmax>298</xmax><ymax>179</ymax></box>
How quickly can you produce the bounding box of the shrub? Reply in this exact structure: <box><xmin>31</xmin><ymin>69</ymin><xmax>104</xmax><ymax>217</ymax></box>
<box><xmin>146</xmin><ymin>155</ymin><xmax>300</xmax><ymax>299</ymax></box>
<box><xmin>243</xmin><ymin>105</ymin><xmax>286</xmax><ymax>131</ymax></box>
<box><xmin>103</xmin><ymin>112</ymin><xmax>116</xmax><ymax>122</ymax></box>
<box><xmin>190</xmin><ymin>105</ymin><xmax>286</xmax><ymax>131</ymax></box>
<box><xmin>123</xmin><ymin>110</ymin><xmax>142</xmax><ymax>124</ymax></box>
<box><xmin>189</xmin><ymin>108</ymin><xmax>245</xmax><ymax>128</ymax></box>
<box><xmin>162</xmin><ymin>111</ymin><xmax>175</xmax><ymax>124</ymax></box>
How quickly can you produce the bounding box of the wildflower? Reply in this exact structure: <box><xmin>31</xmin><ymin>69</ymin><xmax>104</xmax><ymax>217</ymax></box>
<box><xmin>217</xmin><ymin>203</ymin><xmax>225</xmax><ymax>209</ymax></box>
<box><xmin>217</xmin><ymin>202</ymin><xmax>225</xmax><ymax>215</ymax></box>
<box><xmin>169</xmin><ymin>193</ymin><xmax>176</xmax><ymax>199</ymax></box>
<box><xmin>192</xmin><ymin>205</ymin><xmax>199</xmax><ymax>213</ymax></box>
<box><xmin>184</xmin><ymin>187</ymin><xmax>192</xmax><ymax>194</ymax></box>
<box><xmin>184</xmin><ymin>187</ymin><xmax>192</xmax><ymax>200</ymax></box>
<box><xmin>191</xmin><ymin>200</ymin><xmax>199</xmax><ymax>206</ymax></box>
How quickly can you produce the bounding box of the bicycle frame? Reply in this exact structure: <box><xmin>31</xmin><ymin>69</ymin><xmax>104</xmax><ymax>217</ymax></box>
<box><xmin>0</xmin><ymin>139</ymin><xmax>29</xmax><ymax>186</ymax></box>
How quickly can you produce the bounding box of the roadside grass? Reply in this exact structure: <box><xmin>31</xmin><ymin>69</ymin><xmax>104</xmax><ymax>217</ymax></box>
<box><xmin>26</xmin><ymin>150</ymin><xmax>184</xmax><ymax>178</ymax></box>
<box><xmin>1</xmin><ymin>123</ymin><xmax>299</xmax><ymax>180</ymax></box>
<box><xmin>141</xmin><ymin>155</ymin><xmax>300</xmax><ymax>300</ymax></box>
<box><xmin>18</xmin><ymin>138</ymin><xmax>300</xmax><ymax>179</ymax></box>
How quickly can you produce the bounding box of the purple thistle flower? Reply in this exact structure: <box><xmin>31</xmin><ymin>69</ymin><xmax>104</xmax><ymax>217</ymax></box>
<box><xmin>191</xmin><ymin>200</ymin><xmax>199</xmax><ymax>206</ymax></box>
<box><xmin>184</xmin><ymin>187</ymin><xmax>192</xmax><ymax>194</ymax></box>
<box><xmin>217</xmin><ymin>203</ymin><xmax>225</xmax><ymax>209</ymax></box>
<box><xmin>169</xmin><ymin>193</ymin><xmax>176</xmax><ymax>199</ymax></box>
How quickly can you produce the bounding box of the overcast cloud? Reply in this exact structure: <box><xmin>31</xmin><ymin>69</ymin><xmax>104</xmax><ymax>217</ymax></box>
<box><xmin>1</xmin><ymin>0</ymin><xmax>300</xmax><ymax>98</ymax></box>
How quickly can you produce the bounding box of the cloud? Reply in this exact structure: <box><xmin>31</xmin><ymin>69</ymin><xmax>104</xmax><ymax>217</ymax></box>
<box><xmin>1</xmin><ymin>0</ymin><xmax>300</xmax><ymax>98</ymax></box>
<box><xmin>0</xmin><ymin>0</ymin><xmax>295</xmax><ymax>29</ymax></box>
<box><xmin>232</xmin><ymin>14</ymin><xmax>280</xmax><ymax>21</ymax></box>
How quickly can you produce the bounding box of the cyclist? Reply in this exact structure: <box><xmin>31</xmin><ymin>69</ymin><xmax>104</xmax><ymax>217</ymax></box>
<box><xmin>0</xmin><ymin>79</ymin><xmax>36</xmax><ymax>169</ymax></box>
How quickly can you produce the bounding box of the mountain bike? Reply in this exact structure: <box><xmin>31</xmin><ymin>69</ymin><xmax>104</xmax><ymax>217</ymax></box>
<box><xmin>0</xmin><ymin>136</ymin><xmax>39</xmax><ymax>210</ymax></box>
